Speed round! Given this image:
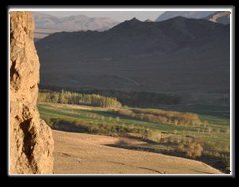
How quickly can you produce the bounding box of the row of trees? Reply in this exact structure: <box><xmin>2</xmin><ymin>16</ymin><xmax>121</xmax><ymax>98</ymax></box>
<box><xmin>133</xmin><ymin>108</ymin><xmax>204</xmax><ymax>126</ymax></box>
<box><xmin>115</xmin><ymin>108</ymin><xmax>207</xmax><ymax>127</ymax></box>
<box><xmin>91</xmin><ymin>89</ymin><xmax>182</xmax><ymax>106</ymax></box>
<box><xmin>38</xmin><ymin>90</ymin><xmax>122</xmax><ymax>108</ymax></box>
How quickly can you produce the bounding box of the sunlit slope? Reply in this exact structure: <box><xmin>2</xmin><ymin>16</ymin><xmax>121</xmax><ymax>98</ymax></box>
<box><xmin>53</xmin><ymin>130</ymin><xmax>222</xmax><ymax>174</ymax></box>
<box><xmin>38</xmin><ymin>103</ymin><xmax>229</xmax><ymax>174</ymax></box>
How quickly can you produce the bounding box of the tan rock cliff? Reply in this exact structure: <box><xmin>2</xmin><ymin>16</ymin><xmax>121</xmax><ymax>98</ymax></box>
<box><xmin>208</xmin><ymin>11</ymin><xmax>231</xmax><ymax>24</ymax></box>
<box><xmin>10</xmin><ymin>11</ymin><xmax>54</xmax><ymax>174</ymax></box>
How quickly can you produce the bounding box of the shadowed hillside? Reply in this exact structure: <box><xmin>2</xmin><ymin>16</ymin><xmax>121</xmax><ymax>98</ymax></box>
<box><xmin>35</xmin><ymin>16</ymin><xmax>230</xmax><ymax>103</ymax></box>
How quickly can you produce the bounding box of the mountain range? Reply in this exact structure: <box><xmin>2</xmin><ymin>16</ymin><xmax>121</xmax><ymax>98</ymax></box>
<box><xmin>35</xmin><ymin>16</ymin><xmax>230</xmax><ymax>103</ymax></box>
<box><xmin>33</xmin><ymin>11</ymin><xmax>230</xmax><ymax>41</ymax></box>
<box><xmin>33</xmin><ymin>12</ymin><xmax>120</xmax><ymax>40</ymax></box>
<box><xmin>155</xmin><ymin>11</ymin><xmax>217</xmax><ymax>22</ymax></box>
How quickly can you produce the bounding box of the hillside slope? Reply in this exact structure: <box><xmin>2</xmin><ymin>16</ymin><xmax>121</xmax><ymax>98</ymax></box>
<box><xmin>36</xmin><ymin>17</ymin><xmax>230</xmax><ymax>97</ymax></box>
<box><xmin>53</xmin><ymin>130</ymin><xmax>223</xmax><ymax>174</ymax></box>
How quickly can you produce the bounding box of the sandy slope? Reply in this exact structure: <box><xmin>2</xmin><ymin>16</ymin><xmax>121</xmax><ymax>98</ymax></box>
<box><xmin>53</xmin><ymin>130</ymin><xmax>223</xmax><ymax>175</ymax></box>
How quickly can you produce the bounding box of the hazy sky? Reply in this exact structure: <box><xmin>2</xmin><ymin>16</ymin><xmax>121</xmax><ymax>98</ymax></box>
<box><xmin>35</xmin><ymin>11</ymin><xmax>164</xmax><ymax>21</ymax></box>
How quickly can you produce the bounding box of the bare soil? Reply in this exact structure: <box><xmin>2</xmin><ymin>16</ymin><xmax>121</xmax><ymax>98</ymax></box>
<box><xmin>53</xmin><ymin>130</ymin><xmax>223</xmax><ymax>174</ymax></box>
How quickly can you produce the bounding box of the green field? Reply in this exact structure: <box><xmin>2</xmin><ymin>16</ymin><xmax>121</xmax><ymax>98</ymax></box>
<box><xmin>156</xmin><ymin>104</ymin><xmax>230</xmax><ymax>119</ymax></box>
<box><xmin>38</xmin><ymin>102</ymin><xmax>230</xmax><ymax>173</ymax></box>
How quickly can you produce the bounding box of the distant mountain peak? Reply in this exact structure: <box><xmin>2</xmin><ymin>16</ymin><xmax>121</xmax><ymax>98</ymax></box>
<box><xmin>109</xmin><ymin>17</ymin><xmax>142</xmax><ymax>31</ymax></box>
<box><xmin>126</xmin><ymin>17</ymin><xmax>141</xmax><ymax>23</ymax></box>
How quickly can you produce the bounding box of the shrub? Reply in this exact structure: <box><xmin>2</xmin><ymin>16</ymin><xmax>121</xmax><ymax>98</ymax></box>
<box><xmin>148</xmin><ymin>130</ymin><xmax>162</xmax><ymax>143</ymax></box>
<box><xmin>203</xmin><ymin>120</ymin><xmax>209</xmax><ymax>127</ymax></box>
<box><xmin>177</xmin><ymin>143</ymin><xmax>185</xmax><ymax>152</ymax></box>
<box><xmin>185</xmin><ymin>142</ymin><xmax>203</xmax><ymax>158</ymax></box>
<box><xmin>206</xmin><ymin>127</ymin><xmax>212</xmax><ymax>133</ymax></box>
<box><xmin>117</xmin><ymin>109</ymin><xmax>133</xmax><ymax>116</ymax></box>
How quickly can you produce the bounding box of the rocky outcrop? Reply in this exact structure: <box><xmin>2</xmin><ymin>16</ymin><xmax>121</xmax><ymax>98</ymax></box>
<box><xmin>205</xmin><ymin>11</ymin><xmax>230</xmax><ymax>24</ymax></box>
<box><xmin>10</xmin><ymin>11</ymin><xmax>54</xmax><ymax>174</ymax></box>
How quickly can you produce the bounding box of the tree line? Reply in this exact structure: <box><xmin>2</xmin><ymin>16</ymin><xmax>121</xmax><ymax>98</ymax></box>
<box><xmin>38</xmin><ymin>90</ymin><xmax>122</xmax><ymax>108</ymax></box>
<box><xmin>39</xmin><ymin>86</ymin><xmax>182</xmax><ymax>107</ymax></box>
<box><xmin>115</xmin><ymin>108</ymin><xmax>208</xmax><ymax>127</ymax></box>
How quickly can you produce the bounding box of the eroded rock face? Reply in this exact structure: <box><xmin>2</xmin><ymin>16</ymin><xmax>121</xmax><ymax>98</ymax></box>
<box><xmin>10</xmin><ymin>11</ymin><xmax>54</xmax><ymax>174</ymax></box>
<box><xmin>208</xmin><ymin>11</ymin><xmax>231</xmax><ymax>24</ymax></box>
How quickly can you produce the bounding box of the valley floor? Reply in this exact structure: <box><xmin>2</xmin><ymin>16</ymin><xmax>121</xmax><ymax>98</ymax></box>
<box><xmin>52</xmin><ymin>130</ymin><xmax>223</xmax><ymax>175</ymax></box>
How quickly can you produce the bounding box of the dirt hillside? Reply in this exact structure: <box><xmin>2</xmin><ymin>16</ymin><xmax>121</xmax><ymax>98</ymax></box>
<box><xmin>53</xmin><ymin>130</ymin><xmax>223</xmax><ymax>174</ymax></box>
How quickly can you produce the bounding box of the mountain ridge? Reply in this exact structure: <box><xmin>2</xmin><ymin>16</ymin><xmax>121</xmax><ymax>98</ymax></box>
<box><xmin>155</xmin><ymin>11</ymin><xmax>216</xmax><ymax>22</ymax></box>
<box><xmin>35</xmin><ymin>16</ymin><xmax>230</xmax><ymax>99</ymax></box>
<box><xmin>33</xmin><ymin>12</ymin><xmax>120</xmax><ymax>39</ymax></box>
<box><xmin>38</xmin><ymin>16</ymin><xmax>228</xmax><ymax>56</ymax></box>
